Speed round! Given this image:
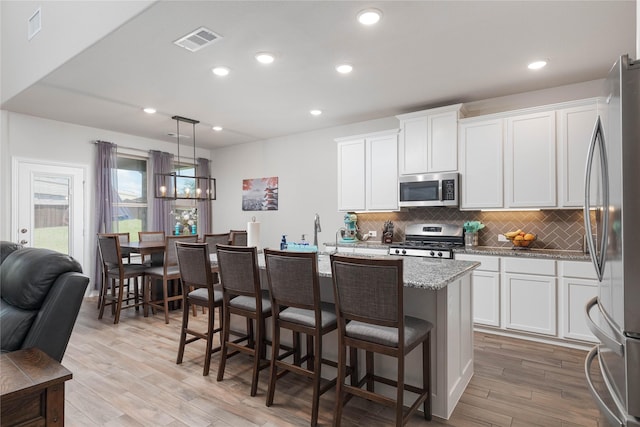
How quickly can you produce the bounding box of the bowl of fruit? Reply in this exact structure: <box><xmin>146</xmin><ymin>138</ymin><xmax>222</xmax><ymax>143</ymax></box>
<box><xmin>504</xmin><ymin>230</ymin><xmax>536</xmax><ymax>248</ymax></box>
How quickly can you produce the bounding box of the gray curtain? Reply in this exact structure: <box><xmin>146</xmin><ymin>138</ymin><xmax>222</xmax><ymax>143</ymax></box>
<box><xmin>149</xmin><ymin>150</ymin><xmax>174</xmax><ymax>234</ymax></box>
<box><xmin>94</xmin><ymin>140</ymin><xmax>118</xmax><ymax>290</ymax></box>
<box><xmin>197</xmin><ymin>157</ymin><xmax>212</xmax><ymax>236</ymax></box>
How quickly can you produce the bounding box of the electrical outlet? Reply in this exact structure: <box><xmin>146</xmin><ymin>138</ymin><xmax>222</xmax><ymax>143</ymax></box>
<box><xmin>498</xmin><ymin>234</ymin><xmax>508</xmax><ymax>242</ymax></box>
<box><xmin>369</xmin><ymin>230</ymin><xmax>377</xmax><ymax>237</ymax></box>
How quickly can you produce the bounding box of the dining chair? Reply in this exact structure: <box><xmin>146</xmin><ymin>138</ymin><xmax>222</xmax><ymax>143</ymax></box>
<box><xmin>203</xmin><ymin>233</ymin><xmax>231</xmax><ymax>253</ymax></box>
<box><xmin>138</xmin><ymin>231</ymin><xmax>166</xmax><ymax>265</ymax></box>
<box><xmin>144</xmin><ymin>234</ymin><xmax>198</xmax><ymax>324</ymax></box>
<box><xmin>97</xmin><ymin>234</ymin><xmax>147</xmax><ymax>324</ymax></box>
<box><xmin>263</xmin><ymin>249</ymin><xmax>339</xmax><ymax>426</ymax></box>
<box><xmin>175</xmin><ymin>242</ymin><xmax>223</xmax><ymax>376</ymax></box>
<box><xmin>229</xmin><ymin>230</ymin><xmax>248</xmax><ymax>246</ymax></box>
<box><xmin>215</xmin><ymin>244</ymin><xmax>272</xmax><ymax>396</ymax></box>
<box><xmin>330</xmin><ymin>254</ymin><xmax>433</xmax><ymax>427</ymax></box>
<box><xmin>96</xmin><ymin>232</ymin><xmax>136</xmax><ymax>309</ymax></box>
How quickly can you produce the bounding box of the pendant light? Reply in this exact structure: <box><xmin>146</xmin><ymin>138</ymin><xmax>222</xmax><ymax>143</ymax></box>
<box><xmin>154</xmin><ymin>115</ymin><xmax>216</xmax><ymax>200</ymax></box>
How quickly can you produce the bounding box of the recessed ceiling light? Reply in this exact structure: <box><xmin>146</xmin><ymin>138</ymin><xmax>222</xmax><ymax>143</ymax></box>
<box><xmin>310</xmin><ymin>109</ymin><xmax>322</xmax><ymax>116</ymax></box>
<box><xmin>212</xmin><ymin>126</ymin><xmax>223</xmax><ymax>132</ymax></box>
<box><xmin>143</xmin><ymin>107</ymin><xmax>156</xmax><ymax>114</ymax></box>
<box><xmin>255</xmin><ymin>52</ymin><xmax>275</xmax><ymax>64</ymax></box>
<box><xmin>357</xmin><ymin>8</ymin><xmax>382</xmax><ymax>25</ymax></box>
<box><xmin>528</xmin><ymin>60</ymin><xmax>547</xmax><ymax>70</ymax></box>
<box><xmin>212</xmin><ymin>66</ymin><xmax>230</xmax><ymax>76</ymax></box>
<box><xmin>336</xmin><ymin>64</ymin><xmax>353</xmax><ymax>74</ymax></box>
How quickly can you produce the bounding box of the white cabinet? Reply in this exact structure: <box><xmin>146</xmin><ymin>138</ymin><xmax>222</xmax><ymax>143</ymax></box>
<box><xmin>397</xmin><ymin>104</ymin><xmax>463</xmax><ymax>175</ymax></box>
<box><xmin>336</xmin><ymin>130</ymin><xmax>398</xmax><ymax>212</ymax></box>
<box><xmin>503</xmin><ymin>258</ymin><xmax>557</xmax><ymax>336</ymax></box>
<box><xmin>505</xmin><ymin>111</ymin><xmax>557</xmax><ymax>208</ymax></box>
<box><xmin>456</xmin><ymin>254</ymin><xmax>500</xmax><ymax>327</ymax></box>
<box><xmin>366</xmin><ymin>133</ymin><xmax>398</xmax><ymax>210</ymax></box>
<box><xmin>337</xmin><ymin>138</ymin><xmax>366</xmax><ymax>211</ymax></box>
<box><xmin>458</xmin><ymin>119</ymin><xmax>504</xmax><ymax>209</ymax></box>
<box><xmin>557</xmin><ymin>101</ymin><xmax>599</xmax><ymax>207</ymax></box>
<box><xmin>560</xmin><ymin>261</ymin><xmax>598</xmax><ymax>342</ymax></box>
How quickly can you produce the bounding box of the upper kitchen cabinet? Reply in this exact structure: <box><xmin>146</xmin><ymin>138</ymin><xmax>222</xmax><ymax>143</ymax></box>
<box><xmin>505</xmin><ymin>111</ymin><xmax>557</xmax><ymax>208</ymax></box>
<box><xmin>557</xmin><ymin>99</ymin><xmax>600</xmax><ymax>207</ymax></box>
<box><xmin>336</xmin><ymin>129</ymin><xmax>399</xmax><ymax>212</ymax></box>
<box><xmin>458</xmin><ymin>118</ymin><xmax>504</xmax><ymax>209</ymax></box>
<box><xmin>397</xmin><ymin>104</ymin><xmax>465</xmax><ymax>175</ymax></box>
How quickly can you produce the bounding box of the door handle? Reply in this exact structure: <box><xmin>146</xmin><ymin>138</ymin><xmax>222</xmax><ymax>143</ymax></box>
<box><xmin>585</xmin><ymin>296</ymin><xmax>624</xmax><ymax>357</ymax></box>
<box><xmin>584</xmin><ymin>346</ymin><xmax>624</xmax><ymax>427</ymax></box>
<box><xmin>20</xmin><ymin>240</ymin><xmax>28</xmax><ymax>245</ymax></box>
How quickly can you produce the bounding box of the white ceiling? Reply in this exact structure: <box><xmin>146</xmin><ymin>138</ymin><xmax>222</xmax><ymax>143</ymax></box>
<box><xmin>2</xmin><ymin>1</ymin><xmax>636</xmax><ymax>149</ymax></box>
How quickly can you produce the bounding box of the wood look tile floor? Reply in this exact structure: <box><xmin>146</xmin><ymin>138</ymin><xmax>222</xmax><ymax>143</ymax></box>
<box><xmin>61</xmin><ymin>298</ymin><xmax>604</xmax><ymax>426</ymax></box>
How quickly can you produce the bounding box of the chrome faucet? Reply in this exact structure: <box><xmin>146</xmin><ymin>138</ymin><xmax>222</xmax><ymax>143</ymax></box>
<box><xmin>313</xmin><ymin>213</ymin><xmax>322</xmax><ymax>247</ymax></box>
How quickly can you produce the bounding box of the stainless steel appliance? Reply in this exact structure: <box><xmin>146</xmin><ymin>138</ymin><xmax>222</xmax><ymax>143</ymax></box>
<box><xmin>584</xmin><ymin>54</ymin><xmax>640</xmax><ymax>427</ymax></box>
<box><xmin>398</xmin><ymin>172</ymin><xmax>459</xmax><ymax>208</ymax></box>
<box><xmin>388</xmin><ymin>223</ymin><xmax>464</xmax><ymax>259</ymax></box>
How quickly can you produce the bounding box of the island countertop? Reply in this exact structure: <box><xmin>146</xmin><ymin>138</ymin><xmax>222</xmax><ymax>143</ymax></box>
<box><xmin>211</xmin><ymin>253</ymin><xmax>479</xmax><ymax>292</ymax></box>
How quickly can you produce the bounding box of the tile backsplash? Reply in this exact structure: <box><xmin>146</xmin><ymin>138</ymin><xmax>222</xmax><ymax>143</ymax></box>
<box><xmin>355</xmin><ymin>208</ymin><xmax>589</xmax><ymax>251</ymax></box>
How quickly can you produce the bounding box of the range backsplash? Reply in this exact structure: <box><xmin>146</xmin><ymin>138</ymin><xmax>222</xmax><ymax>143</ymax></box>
<box><xmin>355</xmin><ymin>209</ymin><xmax>589</xmax><ymax>251</ymax></box>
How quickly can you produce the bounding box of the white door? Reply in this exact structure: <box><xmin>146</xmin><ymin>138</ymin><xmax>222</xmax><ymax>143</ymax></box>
<box><xmin>13</xmin><ymin>159</ymin><xmax>86</xmax><ymax>267</ymax></box>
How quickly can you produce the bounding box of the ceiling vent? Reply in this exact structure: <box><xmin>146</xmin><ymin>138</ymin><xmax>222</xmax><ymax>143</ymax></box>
<box><xmin>174</xmin><ymin>27</ymin><xmax>222</xmax><ymax>52</ymax></box>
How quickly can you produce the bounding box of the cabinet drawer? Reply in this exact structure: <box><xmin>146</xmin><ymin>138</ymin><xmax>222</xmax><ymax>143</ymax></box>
<box><xmin>561</xmin><ymin>261</ymin><xmax>597</xmax><ymax>280</ymax></box>
<box><xmin>503</xmin><ymin>258</ymin><xmax>556</xmax><ymax>276</ymax></box>
<box><xmin>456</xmin><ymin>254</ymin><xmax>499</xmax><ymax>271</ymax></box>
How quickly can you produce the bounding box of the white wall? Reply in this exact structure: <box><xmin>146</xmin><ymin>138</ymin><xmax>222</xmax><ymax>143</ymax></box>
<box><xmin>0</xmin><ymin>1</ymin><xmax>155</xmax><ymax>103</ymax></box>
<box><xmin>0</xmin><ymin>111</ymin><xmax>210</xmax><ymax>287</ymax></box>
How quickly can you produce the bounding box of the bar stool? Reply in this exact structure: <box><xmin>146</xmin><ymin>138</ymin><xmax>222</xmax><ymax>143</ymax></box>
<box><xmin>215</xmin><ymin>244</ymin><xmax>271</xmax><ymax>396</ymax></box>
<box><xmin>229</xmin><ymin>230</ymin><xmax>247</xmax><ymax>246</ymax></box>
<box><xmin>330</xmin><ymin>254</ymin><xmax>433</xmax><ymax>427</ymax></box>
<box><xmin>263</xmin><ymin>249</ymin><xmax>338</xmax><ymax>426</ymax></box>
<box><xmin>175</xmin><ymin>242</ymin><xmax>223</xmax><ymax>376</ymax></box>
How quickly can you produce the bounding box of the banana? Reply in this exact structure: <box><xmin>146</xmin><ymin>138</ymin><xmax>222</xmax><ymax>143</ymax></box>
<box><xmin>504</xmin><ymin>229</ymin><xmax>522</xmax><ymax>238</ymax></box>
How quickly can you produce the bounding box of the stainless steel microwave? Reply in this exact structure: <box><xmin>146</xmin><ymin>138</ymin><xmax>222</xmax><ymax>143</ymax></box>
<box><xmin>398</xmin><ymin>172</ymin><xmax>459</xmax><ymax>207</ymax></box>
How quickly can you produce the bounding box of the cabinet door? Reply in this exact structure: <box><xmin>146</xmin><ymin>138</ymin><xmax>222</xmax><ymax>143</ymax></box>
<box><xmin>472</xmin><ymin>271</ymin><xmax>501</xmax><ymax>327</ymax></box>
<box><xmin>561</xmin><ymin>277</ymin><xmax>598</xmax><ymax>342</ymax></box>
<box><xmin>366</xmin><ymin>134</ymin><xmax>398</xmax><ymax>210</ymax></box>
<box><xmin>557</xmin><ymin>103</ymin><xmax>598</xmax><ymax>207</ymax></box>
<box><xmin>459</xmin><ymin>119</ymin><xmax>504</xmax><ymax>209</ymax></box>
<box><xmin>505</xmin><ymin>111</ymin><xmax>556</xmax><ymax>208</ymax></box>
<box><xmin>337</xmin><ymin>139</ymin><xmax>365</xmax><ymax>211</ymax></box>
<box><xmin>504</xmin><ymin>273</ymin><xmax>557</xmax><ymax>336</ymax></box>
<box><xmin>428</xmin><ymin>110</ymin><xmax>458</xmax><ymax>172</ymax></box>
<box><xmin>398</xmin><ymin>116</ymin><xmax>428</xmax><ymax>175</ymax></box>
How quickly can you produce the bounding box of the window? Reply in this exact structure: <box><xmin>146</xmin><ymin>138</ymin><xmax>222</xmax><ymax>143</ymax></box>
<box><xmin>114</xmin><ymin>156</ymin><xmax>148</xmax><ymax>241</ymax></box>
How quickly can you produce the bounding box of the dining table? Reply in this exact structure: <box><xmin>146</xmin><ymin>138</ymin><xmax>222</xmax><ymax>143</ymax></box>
<box><xmin>120</xmin><ymin>241</ymin><xmax>166</xmax><ymax>266</ymax></box>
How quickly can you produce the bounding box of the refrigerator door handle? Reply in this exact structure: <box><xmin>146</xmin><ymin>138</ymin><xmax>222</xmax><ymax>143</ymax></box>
<box><xmin>583</xmin><ymin>115</ymin><xmax>609</xmax><ymax>282</ymax></box>
<box><xmin>585</xmin><ymin>296</ymin><xmax>624</xmax><ymax>357</ymax></box>
<box><xmin>585</xmin><ymin>346</ymin><xmax>625</xmax><ymax>427</ymax></box>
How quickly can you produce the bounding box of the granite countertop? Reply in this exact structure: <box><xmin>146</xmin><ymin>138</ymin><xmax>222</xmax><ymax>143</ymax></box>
<box><xmin>455</xmin><ymin>246</ymin><xmax>591</xmax><ymax>261</ymax></box>
<box><xmin>325</xmin><ymin>241</ymin><xmax>591</xmax><ymax>261</ymax></box>
<box><xmin>211</xmin><ymin>252</ymin><xmax>480</xmax><ymax>292</ymax></box>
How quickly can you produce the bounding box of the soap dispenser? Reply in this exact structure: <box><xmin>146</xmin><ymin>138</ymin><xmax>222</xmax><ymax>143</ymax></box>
<box><xmin>280</xmin><ymin>235</ymin><xmax>287</xmax><ymax>250</ymax></box>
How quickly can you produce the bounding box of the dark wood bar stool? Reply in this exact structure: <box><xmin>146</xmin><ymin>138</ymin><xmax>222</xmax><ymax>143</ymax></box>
<box><xmin>263</xmin><ymin>249</ymin><xmax>338</xmax><ymax>427</ymax></box>
<box><xmin>330</xmin><ymin>254</ymin><xmax>433</xmax><ymax>427</ymax></box>
<box><xmin>175</xmin><ymin>242</ymin><xmax>223</xmax><ymax>376</ymax></box>
<box><xmin>215</xmin><ymin>244</ymin><xmax>272</xmax><ymax>396</ymax></box>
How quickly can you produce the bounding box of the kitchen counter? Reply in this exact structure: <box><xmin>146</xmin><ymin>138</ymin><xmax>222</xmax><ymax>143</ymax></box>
<box><xmin>211</xmin><ymin>250</ymin><xmax>477</xmax><ymax>419</ymax></box>
<box><xmin>456</xmin><ymin>246</ymin><xmax>591</xmax><ymax>261</ymax></box>
<box><xmin>325</xmin><ymin>241</ymin><xmax>591</xmax><ymax>261</ymax></box>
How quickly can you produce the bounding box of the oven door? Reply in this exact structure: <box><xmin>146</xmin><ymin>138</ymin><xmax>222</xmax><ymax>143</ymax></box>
<box><xmin>398</xmin><ymin>172</ymin><xmax>458</xmax><ymax>207</ymax></box>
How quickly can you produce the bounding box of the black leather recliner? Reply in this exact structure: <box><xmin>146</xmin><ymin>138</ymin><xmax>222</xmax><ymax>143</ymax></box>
<box><xmin>0</xmin><ymin>242</ymin><xmax>89</xmax><ymax>361</ymax></box>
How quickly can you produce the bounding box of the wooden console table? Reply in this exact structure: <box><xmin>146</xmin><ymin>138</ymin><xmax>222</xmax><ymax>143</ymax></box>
<box><xmin>1</xmin><ymin>348</ymin><xmax>72</xmax><ymax>426</ymax></box>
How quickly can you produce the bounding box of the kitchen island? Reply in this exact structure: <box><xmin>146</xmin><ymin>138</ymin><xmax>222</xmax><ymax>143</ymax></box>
<box><xmin>211</xmin><ymin>252</ymin><xmax>479</xmax><ymax>419</ymax></box>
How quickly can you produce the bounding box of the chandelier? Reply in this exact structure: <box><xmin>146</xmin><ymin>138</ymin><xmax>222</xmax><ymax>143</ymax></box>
<box><xmin>154</xmin><ymin>115</ymin><xmax>216</xmax><ymax>200</ymax></box>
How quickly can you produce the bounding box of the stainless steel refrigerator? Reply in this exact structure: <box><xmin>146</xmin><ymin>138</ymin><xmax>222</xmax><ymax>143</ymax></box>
<box><xmin>584</xmin><ymin>54</ymin><xmax>640</xmax><ymax>427</ymax></box>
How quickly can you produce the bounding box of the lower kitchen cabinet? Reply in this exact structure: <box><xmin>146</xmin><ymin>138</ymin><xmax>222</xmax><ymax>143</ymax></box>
<box><xmin>459</xmin><ymin>253</ymin><xmax>598</xmax><ymax>346</ymax></box>
<box><xmin>560</xmin><ymin>261</ymin><xmax>598</xmax><ymax>342</ymax></box>
<box><xmin>456</xmin><ymin>254</ymin><xmax>500</xmax><ymax>327</ymax></box>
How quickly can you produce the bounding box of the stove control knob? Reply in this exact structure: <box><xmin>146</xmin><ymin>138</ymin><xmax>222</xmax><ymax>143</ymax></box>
<box><xmin>429</xmin><ymin>251</ymin><xmax>435</xmax><ymax>257</ymax></box>
<box><xmin>394</xmin><ymin>249</ymin><xmax>400</xmax><ymax>255</ymax></box>
<box><xmin>437</xmin><ymin>252</ymin><xmax>443</xmax><ymax>257</ymax></box>
<box><xmin>402</xmin><ymin>249</ymin><xmax>407</xmax><ymax>255</ymax></box>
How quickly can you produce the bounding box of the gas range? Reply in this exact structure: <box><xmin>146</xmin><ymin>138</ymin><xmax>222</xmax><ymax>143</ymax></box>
<box><xmin>388</xmin><ymin>223</ymin><xmax>464</xmax><ymax>259</ymax></box>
